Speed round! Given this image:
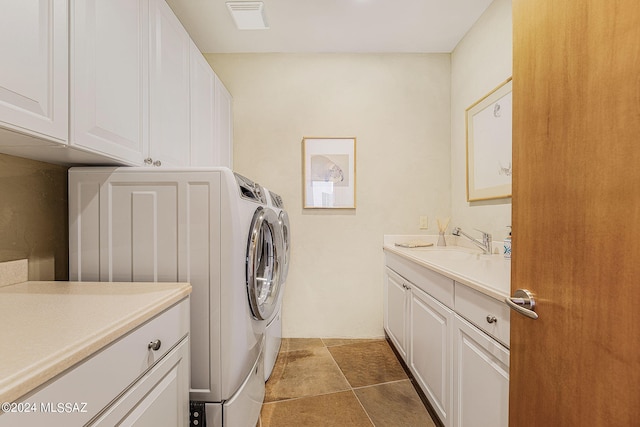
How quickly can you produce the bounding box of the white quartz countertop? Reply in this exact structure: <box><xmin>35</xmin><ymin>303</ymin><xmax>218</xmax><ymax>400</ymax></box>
<box><xmin>383</xmin><ymin>235</ymin><xmax>511</xmax><ymax>301</ymax></box>
<box><xmin>0</xmin><ymin>278</ymin><xmax>191</xmax><ymax>404</ymax></box>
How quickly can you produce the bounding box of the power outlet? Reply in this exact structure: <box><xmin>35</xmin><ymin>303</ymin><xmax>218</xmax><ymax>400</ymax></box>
<box><xmin>419</xmin><ymin>216</ymin><xmax>429</xmax><ymax>230</ymax></box>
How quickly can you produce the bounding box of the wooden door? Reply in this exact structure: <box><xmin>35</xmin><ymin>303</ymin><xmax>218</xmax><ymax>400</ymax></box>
<box><xmin>510</xmin><ymin>1</ymin><xmax>640</xmax><ymax>425</ymax></box>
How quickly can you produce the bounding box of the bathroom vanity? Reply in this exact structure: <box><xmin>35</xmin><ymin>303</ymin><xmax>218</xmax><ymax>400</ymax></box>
<box><xmin>383</xmin><ymin>236</ymin><xmax>510</xmax><ymax>427</ymax></box>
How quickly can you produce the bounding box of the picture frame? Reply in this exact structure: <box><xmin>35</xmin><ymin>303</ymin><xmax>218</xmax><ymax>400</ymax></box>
<box><xmin>465</xmin><ymin>78</ymin><xmax>513</xmax><ymax>202</ymax></box>
<box><xmin>302</xmin><ymin>137</ymin><xmax>356</xmax><ymax>209</ymax></box>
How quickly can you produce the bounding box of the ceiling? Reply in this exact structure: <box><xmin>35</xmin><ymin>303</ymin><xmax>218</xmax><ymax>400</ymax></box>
<box><xmin>165</xmin><ymin>0</ymin><xmax>495</xmax><ymax>54</ymax></box>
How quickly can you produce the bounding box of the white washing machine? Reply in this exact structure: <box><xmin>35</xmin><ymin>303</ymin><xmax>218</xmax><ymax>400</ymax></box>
<box><xmin>68</xmin><ymin>167</ymin><xmax>285</xmax><ymax>427</ymax></box>
<box><xmin>262</xmin><ymin>188</ymin><xmax>291</xmax><ymax>380</ymax></box>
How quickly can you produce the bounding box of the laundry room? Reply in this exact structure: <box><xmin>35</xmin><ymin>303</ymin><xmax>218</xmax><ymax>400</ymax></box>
<box><xmin>2</xmin><ymin>0</ymin><xmax>638</xmax><ymax>426</ymax></box>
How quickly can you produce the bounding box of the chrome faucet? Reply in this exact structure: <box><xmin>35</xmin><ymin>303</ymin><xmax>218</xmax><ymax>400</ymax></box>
<box><xmin>452</xmin><ymin>227</ymin><xmax>493</xmax><ymax>254</ymax></box>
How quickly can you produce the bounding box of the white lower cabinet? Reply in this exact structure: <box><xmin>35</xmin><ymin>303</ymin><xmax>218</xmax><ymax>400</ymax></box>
<box><xmin>384</xmin><ymin>268</ymin><xmax>409</xmax><ymax>361</ymax></box>
<box><xmin>384</xmin><ymin>251</ymin><xmax>509</xmax><ymax>427</ymax></box>
<box><xmin>453</xmin><ymin>315</ymin><xmax>509</xmax><ymax>427</ymax></box>
<box><xmin>90</xmin><ymin>338</ymin><xmax>189</xmax><ymax>426</ymax></box>
<box><xmin>410</xmin><ymin>285</ymin><xmax>454</xmax><ymax>426</ymax></box>
<box><xmin>384</xmin><ymin>266</ymin><xmax>454</xmax><ymax>426</ymax></box>
<box><xmin>0</xmin><ymin>299</ymin><xmax>190</xmax><ymax>427</ymax></box>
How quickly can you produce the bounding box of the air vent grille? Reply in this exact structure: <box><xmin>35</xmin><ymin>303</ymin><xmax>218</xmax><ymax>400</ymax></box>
<box><xmin>226</xmin><ymin>2</ymin><xmax>269</xmax><ymax>30</ymax></box>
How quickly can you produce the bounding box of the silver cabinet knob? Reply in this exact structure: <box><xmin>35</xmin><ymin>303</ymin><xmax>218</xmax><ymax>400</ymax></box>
<box><xmin>144</xmin><ymin>157</ymin><xmax>153</xmax><ymax>165</ymax></box>
<box><xmin>486</xmin><ymin>315</ymin><xmax>497</xmax><ymax>324</ymax></box>
<box><xmin>153</xmin><ymin>160</ymin><xmax>162</xmax><ymax>167</ymax></box>
<box><xmin>148</xmin><ymin>339</ymin><xmax>162</xmax><ymax>351</ymax></box>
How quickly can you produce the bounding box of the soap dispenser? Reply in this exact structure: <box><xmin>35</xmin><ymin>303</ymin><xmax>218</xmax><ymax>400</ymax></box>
<box><xmin>504</xmin><ymin>226</ymin><xmax>512</xmax><ymax>259</ymax></box>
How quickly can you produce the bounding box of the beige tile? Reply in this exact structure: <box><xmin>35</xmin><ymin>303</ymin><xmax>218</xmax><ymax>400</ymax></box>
<box><xmin>0</xmin><ymin>154</ymin><xmax>68</xmax><ymax>281</ymax></box>
<box><xmin>265</xmin><ymin>346</ymin><xmax>350</xmax><ymax>402</ymax></box>
<box><xmin>260</xmin><ymin>391</ymin><xmax>374</xmax><ymax>427</ymax></box>
<box><xmin>328</xmin><ymin>340</ymin><xmax>407</xmax><ymax>388</ymax></box>
<box><xmin>279</xmin><ymin>338</ymin><xmax>325</xmax><ymax>352</ymax></box>
<box><xmin>354</xmin><ymin>380</ymin><xmax>436</xmax><ymax>427</ymax></box>
<box><xmin>322</xmin><ymin>338</ymin><xmax>382</xmax><ymax>347</ymax></box>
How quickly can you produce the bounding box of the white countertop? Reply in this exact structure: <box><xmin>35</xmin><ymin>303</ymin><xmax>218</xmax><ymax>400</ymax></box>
<box><xmin>0</xmin><ymin>262</ymin><xmax>191</xmax><ymax>404</ymax></box>
<box><xmin>383</xmin><ymin>235</ymin><xmax>511</xmax><ymax>300</ymax></box>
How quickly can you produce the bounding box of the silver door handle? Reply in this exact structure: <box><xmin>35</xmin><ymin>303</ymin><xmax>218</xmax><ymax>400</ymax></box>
<box><xmin>505</xmin><ymin>289</ymin><xmax>539</xmax><ymax>320</ymax></box>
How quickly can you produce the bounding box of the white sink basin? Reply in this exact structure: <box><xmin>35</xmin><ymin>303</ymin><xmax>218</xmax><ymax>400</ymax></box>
<box><xmin>418</xmin><ymin>249</ymin><xmax>474</xmax><ymax>260</ymax></box>
<box><xmin>409</xmin><ymin>247</ymin><xmax>483</xmax><ymax>260</ymax></box>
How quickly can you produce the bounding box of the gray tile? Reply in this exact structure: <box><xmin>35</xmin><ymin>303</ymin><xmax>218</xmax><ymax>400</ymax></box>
<box><xmin>260</xmin><ymin>391</ymin><xmax>374</xmax><ymax>427</ymax></box>
<box><xmin>328</xmin><ymin>340</ymin><xmax>408</xmax><ymax>387</ymax></box>
<box><xmin>280</xmin><ymin>338</ymin><xmax>325</xmax><ymax>352</ymax></box>
<box><xmin>322</xmin><ymin>338</ymin><xmax>382</xmax><ymax>347</ymax></box>
<box><xmin>265</xmin><ymin>346</ymin><xmax>350</xmax><ymax>402</ymax></box>
<box><xmin>354</xmin><ymin>380</ymin><xmax>437</xmax><ymax>427</ymax></box>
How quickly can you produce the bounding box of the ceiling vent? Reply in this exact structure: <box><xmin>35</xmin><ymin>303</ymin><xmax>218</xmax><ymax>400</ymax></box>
<box><xmin>226</xmin><ymin>2</ymin><xmax>269</xmax><ymax>30</ymax></box>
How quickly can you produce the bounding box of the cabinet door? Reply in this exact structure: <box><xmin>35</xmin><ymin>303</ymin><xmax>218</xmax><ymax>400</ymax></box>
<box><xmin>410</xmin><ymin>285</ymin><xmax>454</xmax><ymax>427</ymax></box>
<box><xmin>90</xmin><ymin>337</ymin><xmax>190</xmax><ymax>426</ymax></box>
<box><xmin>384</xmin><ymin>268</ymin><xmax>408</xmax><ymax>361</ymax></box>
<box><xmin>149</xmin><ymin>0</ymin><xmax>190</xmax><ymax>167</ymax></box>
<box><xmin>71</xmin><ymin>0</ymin><xmax>148</xmax><ymax>164</ymax></box>
<box><xmin>214</xmin><ymin>74</ymin><xmax>233</xmax><ymax>168</ymax></box>
<box><xmin>0</xmin><ymin>0</ymin><xmax>67</xmax><ymax>142</ymax></box>
<box><xmin>102</xmin><ymin>180</ymin><xmax>181</xmax><ymax>282</ymax></box>
<box><xmin>454</xmin><ymin>315</ymin><xmax>509</xmax><ymax>427</ymax></box>
<box><xmin>189</xmin><ymin>41</ymin><xmax>216</xmax><ymax>166</ymax></box>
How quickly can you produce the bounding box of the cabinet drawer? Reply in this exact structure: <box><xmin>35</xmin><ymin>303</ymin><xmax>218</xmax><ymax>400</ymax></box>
<box><xmin>3</xmin><ymin>298</ymin><xmax>190</xmax><ymax>427</ymax></box>
<box><xmin>89</xmin><ymin>337</ymin><xmax>190</xmax><ymax>426</ymax></box>
<box><xmin>454</xmin><ymin>284</ymin><xmax>510</xmax><ymax>348</ymax></box>
<box><xmin>386</xmin><ymin>252</ymin><xmax>454</xmax><ymax>308</ymax></box>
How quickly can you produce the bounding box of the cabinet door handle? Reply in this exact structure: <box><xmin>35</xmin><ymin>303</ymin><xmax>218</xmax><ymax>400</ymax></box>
<box><xmin>144</xmin><ymin>157</ymin><xmax>153</xmax><ymax>165</ymax></box>
<box><xmin>148</xmin><ymin>339</ymin><xmax>162</xmax><ymax>351</ymax></box>
<box><xmin>486</xmin><ymin>315</ymin><xmax>497</xmax><ymax>324</ymax></box>
<box><xmin>153</xmin><ymin>160</ymin><xmax>162</xmax><ymax>167</ymax></box>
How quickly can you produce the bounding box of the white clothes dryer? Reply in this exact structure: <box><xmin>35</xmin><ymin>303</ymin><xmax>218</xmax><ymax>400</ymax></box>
<box><xmin>262</xmin><ymin>188</ymin><xmax>291</xmax><ymax>380</ymax></box>
<box><xmin>68</xmin><ymin>167</ymin><xmax>285</xmax><ymax>427</ymax></box>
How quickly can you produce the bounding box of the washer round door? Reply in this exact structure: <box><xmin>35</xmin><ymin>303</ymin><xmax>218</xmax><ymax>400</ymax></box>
<box><xmin>246</xmin><ymin>207</ymin><xmax>284</xmax><ymax>320</ymax></box>
<box><xmin>278</xmin><ymin>210</ymin><xmax>291</xmax><ymax>283</ymax></box>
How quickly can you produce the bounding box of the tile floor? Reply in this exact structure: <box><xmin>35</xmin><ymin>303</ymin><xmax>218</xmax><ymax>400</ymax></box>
<box><xmin>259</xmin><ymin>338</ymin><xmax>438</xmax><ymax>427</ymax></box>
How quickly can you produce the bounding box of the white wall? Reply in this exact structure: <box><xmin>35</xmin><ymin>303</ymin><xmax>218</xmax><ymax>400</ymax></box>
<box><xmin>205</xmin><ymin>53</ymin><xmax>451</xmax><ymax>338</ymax></box>
<box><xmin>450</xmin><ymin>0</ymin><xmax>513</xmax><ymax>241</ymax></box>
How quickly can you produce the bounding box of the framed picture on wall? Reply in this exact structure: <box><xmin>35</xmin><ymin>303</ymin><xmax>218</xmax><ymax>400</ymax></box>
<box><xmin>465</xmin><ymin>78</ymin><xmax>513</xmax><ymax>202</ymax></box>
<box><xmin>302</xmin><ymin>137</ymin><xmax>356</xmax><ymax>209</ymax></box>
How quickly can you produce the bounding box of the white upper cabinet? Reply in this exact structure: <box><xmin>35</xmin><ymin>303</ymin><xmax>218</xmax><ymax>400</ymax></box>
<box><xmin>149</xmin><ymin>0</ymin><xmax>190</xmax><ymax>167</ymax></box>
<box><xmin>189</xmin><ymin>41</ymin><xmax>216</xmax><ymax>167</ymax></box>
<box><xmin>0</xmin><ymin>0</ymin><xmax>231</xmax><ymax>166</ymax></box>
<box><xmin>0</xmin><ymin>0</ymin><xmax>68</xmax><ymax>142</ymax></box>
<box><xmin>71</xmin><ymin>0</ymin><xmax>149</xmax><ymax>165</ymax></box>
<box><xmin>214</xmin><ymin>74</ymin><xmax>233</xmax><ymax>168</ymax></box>
<box><xmin>190</xmin><ymin>45</ymin><xmax>234</xmax><ymax>168</ymax></box>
